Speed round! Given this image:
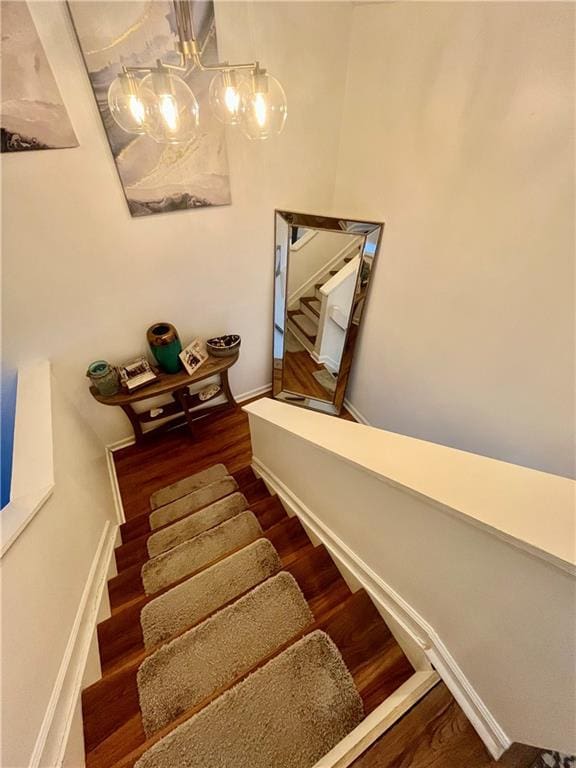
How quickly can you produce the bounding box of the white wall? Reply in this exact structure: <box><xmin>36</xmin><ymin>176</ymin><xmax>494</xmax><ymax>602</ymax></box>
<box><xmin>333</xmin><ymin>2</ymin><xmax>575</xmax><ymax>478</ymax></box>
<box><xmin>4</xmin><ymin>2</ymin><xmax>572</xmax><ymax>476</ymax></box>
<box><xmin>0</xmin><ymin>370</ymin><xmax>116</xmax><ymax>768</ymax></box>
<box><xmin>246</xmin><ymin>399</ymin><xmax>576</xmax><ymax>755</ymax></box>
<box><xmin>1</xmin><ymin>0</ymin><xmax>352</xmax><ymax>446</ymax></box>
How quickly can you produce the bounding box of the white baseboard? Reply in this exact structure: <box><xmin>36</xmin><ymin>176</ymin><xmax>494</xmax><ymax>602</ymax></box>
<box><xmin>237</xmin><ymin>383</ymin><xmax>272</xmax><ymax>403</ymax></box>
<box><xmin>252</xmin><ymin>457</ymin><xmax>511</xmax><ymax>760</ymax></box>
<box><xmin>29</xmin><ymin>521</ymin><xmax>117</xmax><ymax>768</ymax></box>
<box><xmin>105</xmin><ymin>443</ymin><xmax>128</xmax><ymax>524</ymax></box>
<box><xmin>343</xmin><ymin>398</ymin><xmax>370</xmax><ymax>425</ymax></box>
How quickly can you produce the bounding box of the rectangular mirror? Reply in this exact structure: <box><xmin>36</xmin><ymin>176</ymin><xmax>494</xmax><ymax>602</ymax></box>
<box><xmin>273</xmin><ymin>210</ymin><xmax>383</xmax><ymax>415</ymax></box>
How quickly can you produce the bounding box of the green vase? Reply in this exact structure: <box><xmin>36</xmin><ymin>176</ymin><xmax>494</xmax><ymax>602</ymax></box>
<box><xmin>147</xmin><ymin>322</ymin><xmax>182</xmax><ymax>374</ymax></box>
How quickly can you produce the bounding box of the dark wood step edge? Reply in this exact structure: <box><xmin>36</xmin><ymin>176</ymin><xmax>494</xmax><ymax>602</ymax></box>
<box><xmin>114</xmin><ymin>495</ymin><xmax>287</xmax><ymax>573</ymax></box>
<box><xmin>108</xmin><ymin>515</ymin><xmax>308</xmax><ymax>614</ymax></box>
<box><xmin>83</xmin><ymin>577</ymin><xmax>353</xmax><ymax>754</ymax></box>
<box><xmin>91</xmin><ymin>590</ymin><xmax>386</xmax><ymax>768</ymax></box>
<box><xmin>99</xmin><ymin>536</ymin><xmax>319</xmax><ymax>674</ymax></box>
<box><xmin>119</xmin><ymin>476</ymin><xmax>270</xmax><ymax>544</ymax></box>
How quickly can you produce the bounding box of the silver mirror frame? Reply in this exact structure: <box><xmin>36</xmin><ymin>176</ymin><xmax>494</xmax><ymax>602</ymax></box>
<box><xmin>273</xmin><ymin>210</ymin><xmax>384</xmax><ymax>415</ymax></box>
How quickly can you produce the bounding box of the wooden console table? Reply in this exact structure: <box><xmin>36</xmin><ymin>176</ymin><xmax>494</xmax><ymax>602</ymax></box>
<box><xmin>89</xmin><ymin>353</ymin><xmax>238</xmax><ymax>444</ymax></box>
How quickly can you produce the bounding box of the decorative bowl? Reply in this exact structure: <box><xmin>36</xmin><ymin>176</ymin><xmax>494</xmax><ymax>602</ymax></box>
<box><xmin>206</xmin><ymin>334</ymin><xmax>241</xmax><ymax>358</ymax></box>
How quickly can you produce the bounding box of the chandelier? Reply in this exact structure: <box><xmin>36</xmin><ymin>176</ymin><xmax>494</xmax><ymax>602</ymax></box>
<box><xmin>107</xmin><ymin>0</ymin><xmax>287</xmax><ymax>143</ymax></box>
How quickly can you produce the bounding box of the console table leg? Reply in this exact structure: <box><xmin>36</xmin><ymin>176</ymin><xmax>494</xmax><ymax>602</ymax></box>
<box><xmin>121</xmin><ymin>404</ymin><xmax>145</xmax><ymax>444</ymax></box>
<box><xmin>221</xmin><ymin>370</ymin><xmax>237</xmax><ymax>408</ymax></box>
<box><xmin>175</xmin><ymin>388</ymin><xmax>196</xmax><ymax>439</ymax></box>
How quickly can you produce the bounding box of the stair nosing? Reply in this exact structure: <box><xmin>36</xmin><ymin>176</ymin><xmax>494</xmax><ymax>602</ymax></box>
<box><xmin>115</xmin><ymin>495</ymin><xmax>286</xmax><ymax>573</ymax></box>
<box><xmin>86</xmin><ymin>590</ymin><xmax>367</xmax><ymax>767</ymax></box>
<box><xmin>98</xmin><ymin>540</ymin><xmax>327</xmax><ymax>678</ymax></box>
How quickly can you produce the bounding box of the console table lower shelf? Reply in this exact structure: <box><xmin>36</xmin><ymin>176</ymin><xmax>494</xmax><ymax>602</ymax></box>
<box><xmin>89</xmin><ymin>353</ymin><xmax>239</xmax><ymax>444</ymax></box>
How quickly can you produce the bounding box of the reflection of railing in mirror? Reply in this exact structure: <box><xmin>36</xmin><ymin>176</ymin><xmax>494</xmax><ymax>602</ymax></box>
<box><xmin>273</xmin><ymin>210</ymin><xmax>383</xmax><ymax>415</ymax></box>
<box><xmin>284</xmin><ymin>233</ymin><xmax>362</xmax><ymax>401</ymax></box>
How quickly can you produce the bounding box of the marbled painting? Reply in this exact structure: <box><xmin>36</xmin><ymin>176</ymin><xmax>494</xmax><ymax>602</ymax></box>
<box><xmin>67</xmin><ymin>1</ymin><xmax>231</xmax><ymax>216</ymax></box>
<box><xmin>1</xmin><ymin>2</ymin><xmax>78</xmax><ymax>152</ymax></box>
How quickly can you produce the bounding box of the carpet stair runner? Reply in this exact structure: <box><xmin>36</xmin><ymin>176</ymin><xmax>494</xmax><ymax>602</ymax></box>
<box><xmin>83</xmin><ymin>462</ymin><xmax>416</xmax><ymax>768</ymax></box>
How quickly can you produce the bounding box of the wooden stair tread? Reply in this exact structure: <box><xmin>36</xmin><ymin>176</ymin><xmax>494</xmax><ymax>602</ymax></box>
<box><xmin>114</xmin><ymin>495</ymin><xmax>287</xmax><ymax>573</ymax></box>
<box><xmin>108</xmin><ymin>515</ymin><xmax>309</xmax><ymax>614</ymax></box>
<box><xmin>119</xmin><ymin>474</ymin><xmax>269</xmax><ymax>545</ymax></box>
<box><xmin>83</xmin><ymin>575</ymin><xmax>353</xmax><ymax>756</ymax></box>
<box><xmin>287</xmin><ymin>310</ymin><xmax>317</xmax><ymax>343</ymax></box>
<box><xmin>98</xmin><ymin>541</ymin><xmax>342</xmax><ymax>675</ymax></box>
<box><xmin>300</xmin><ymin>296</ymin><xmax>321</xmax><ymax>318</ymax></box>
<box><xmin>84</xmin><ymin>590</ymin><xmax>412</xmax><ymax>768</ymax></box>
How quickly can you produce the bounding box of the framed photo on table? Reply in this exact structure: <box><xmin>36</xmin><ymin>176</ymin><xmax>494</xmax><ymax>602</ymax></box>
<box><xmin>179</xmin><ymin>339</ymin><xmax>208</xmax><ymax>376</ymax></box>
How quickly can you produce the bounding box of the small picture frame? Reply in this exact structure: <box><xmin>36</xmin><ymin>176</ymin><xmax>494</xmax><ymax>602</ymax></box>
<box><xmin>118</xmin><ymin>356</ymin><xmax>158</xmax><ymax>392</ymax></box>
<box><xmin>179</xmin><ymin>338</ymin><xmax>208</xmax><ymax>376</ymax></box>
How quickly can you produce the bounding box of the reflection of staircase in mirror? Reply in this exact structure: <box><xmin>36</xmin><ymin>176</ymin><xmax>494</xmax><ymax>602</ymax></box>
<box><xmin>287</xmin><ymin>255</ymin><xmax>354</xmax><ymax>352</ymax></box>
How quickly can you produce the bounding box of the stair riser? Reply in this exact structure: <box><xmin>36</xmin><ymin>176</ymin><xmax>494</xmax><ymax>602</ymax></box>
<box><xmin>299</xmin><ymin>300</ymin><xmax>321</xmax><ymax>324</ymax></box>
<box><xmin>97</xmin><ymin>544</ymin><xmax>341</xmax><ymax>676</ymax></box>
<box><xmin>115</xmin><ymin>497</ymin><xmax>287</xmax><ymax>573</ymax></box>
<box><xmin>119</xmin><ymin>478</ymin><xmax>270</xmax><ymax>545</ymax></box>
<box><xmin>85</xmin><ymin>590</ymin><xmax>410</xmax><ymax>768</ymax></box>
<box><xmin>286</xmin><ymin>319</ymin><xmax>315</xmax><ymax>353</ymax></box>
<box><xmin>290</xmin><ymin>314</ymin><xmax>318</xmax><ymax>341</ymax></box>
<box><xmin>100</xmin><ymin>519</ymin><xmax>314</xmax><ymax>671</ymax></box>
<box><xmin>109</xmin><ymin>517</ymin><xmax>308</xmax><ymax>614</ymax></box>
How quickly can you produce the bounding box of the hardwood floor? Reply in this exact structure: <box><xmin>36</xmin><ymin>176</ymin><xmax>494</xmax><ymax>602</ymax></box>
<box><xmin>109</xmin><ymin>397</ymin><xmax>540</xmax><ymax>768</ymax></box>
<box><xmin>113</xmin><ymin>394</ymin><xmax>352</xmax><ymax>520</ymax></box>
<box><xmin>282</xmin><ymin>347</ymin><xmax>336</xmax><ymax>400</ymax></box>
<box><xmin>93</xmin><ymin>398</ymin><xmax>412</xmax><ymax>768</ymax></box>
<box><xmin>114</xmin><ymin>400</ymin><xmax>262</xmax><ymax>521</ymax></box>
<box><xmin>353</xmin><ymin>683</ymin><xmax>540</xmax><ymax>768</ymax></box>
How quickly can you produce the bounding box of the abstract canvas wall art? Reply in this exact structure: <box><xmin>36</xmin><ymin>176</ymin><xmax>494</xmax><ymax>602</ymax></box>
<box><xmin>0</xmin><ymin>2</ymin><xmax>78</xmax><ymax>153</ymax></box>
<box><xmin>67</xmin><ymin>1</ymin><xmax>232</xmax><ymax>217</ymax></box>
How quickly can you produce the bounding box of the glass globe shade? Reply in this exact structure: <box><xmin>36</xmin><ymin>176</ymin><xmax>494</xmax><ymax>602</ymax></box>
<box><xmin>238</xmin><ymin>71</ymin><xmax>287</xmax><ymax>140</ymax></box>
<box><xmin>107</xmin><ymin>73</ymin><xmax>147</xmax><ymax>134</ymax></box>
<box><xmin>209</xmin><ymin>70</ymin><xmax>244</xmax><ymax>125</ymax></box>
<box><xmin>139</xmin><ymin>70</ymin><xmax>199</xmax><ymax>144</ymax></box>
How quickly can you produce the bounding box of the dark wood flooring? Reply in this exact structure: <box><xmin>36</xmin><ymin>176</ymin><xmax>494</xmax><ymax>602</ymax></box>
<box><xmin>114</xmin><ymin>394</ymin><xmax>352</xmax><ymax>520</ymax></box>
<box><xmin>282</xmin><ymin>346</ymin><xmax>335</xmax><ymax>400</ymax></box>
<box><xmin>353</xmin><ymin>683</ymin><xmax>540</xmax><ymax>768</ymax></box>
<box><xmin>112</xmin><ymin>397</ymin><xmax>540</xmax><ymax>768</ymax></box>
<box><xmin>114</xmin><ymin>401</ymin><xmax>262</xmax><ymax>521</ymax></box>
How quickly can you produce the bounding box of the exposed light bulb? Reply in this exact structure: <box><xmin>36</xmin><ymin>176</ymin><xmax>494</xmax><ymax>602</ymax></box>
<box><xmin>253</xmin><ymin>92</ymin><xmax>267</xmax><ymax>127</ymax></box>
<box><xmin>238</xmin><ymin>68</ymin><xmax>287</xmax><ymax>140</ymax></box>
<box><xmin>128</xmin><ymin>94</ymin><xmax>145</xmax><ymax>126</ymax></box>
<box><xmin>158</xmin><ymin>94</ymin><xmax>179</xmax><ymax>132</ymax></box>
<box><xmin>209</xmin><ymin>70</ymin><xmax>243</xmax><ymax>125</ymax></box>
<box><xmin>107</xmin><ymin>72</ymin><xmax>147</xmax><ymax>134</ymax></box>
<box><xmin>139</xmin><ymin>69</ymin><xmax>199</xmax><ymax>144</ymax></box>
<box><xmin>224</xmin><ymin>86</ymin><xmax>240</xmax><ymax>116</ymax></box>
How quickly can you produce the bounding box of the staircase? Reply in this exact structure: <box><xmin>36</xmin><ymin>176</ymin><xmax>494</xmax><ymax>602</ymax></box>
<box><xmin>83</xmin><ymin>461</ymin><xmax>423</xmax><ymax>768</ymax></box>
<box><xmin>287</xmin><ymin>256</ymin><xmax>353</xmax><ymax>347</ymax></box>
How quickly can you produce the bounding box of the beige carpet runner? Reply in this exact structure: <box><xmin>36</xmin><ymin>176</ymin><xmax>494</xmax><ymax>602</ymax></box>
<box><xmin>132</xmin><ymin>465</ymin><xmax>364</xmax><ymax>768</ymax></box>
<box><xmin>134</xmin><ymin>631</ymin><xmax>364</xmax><ymax>768</ymax></box>
<box><xmin>137</xmin><ymin>572</ymin><xmax>314</xmax><ymax>735</ymax></box>
<box><xmin>149</xmin><ymin>476</ymin><xmax>238</xmax><ymax>530</ymax></box>
<box><xmin>140</xmin><ymin>539</ymin><xmax>281</xmax><ymax>649</ymax></box>
<box><xmin>147</xmin><ymin>492</ymin><xmax>248</xmax><ymax>558</ymax></box>
<box><xmin>141</xmin><ymin>511</ymin><xmax>262</xmax><ymax>595</ymax></box>
<box><xmin>150</xmin><ymin>463</ymin><xmax>229</xmax><ymax>510</ymax></box>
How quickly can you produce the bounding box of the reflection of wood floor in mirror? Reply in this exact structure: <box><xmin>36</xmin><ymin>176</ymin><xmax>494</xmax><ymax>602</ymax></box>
<box><xmin>282</xmin><ymin>349</ymin><xmax>335</xmax><ymax>401</ymax></box>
